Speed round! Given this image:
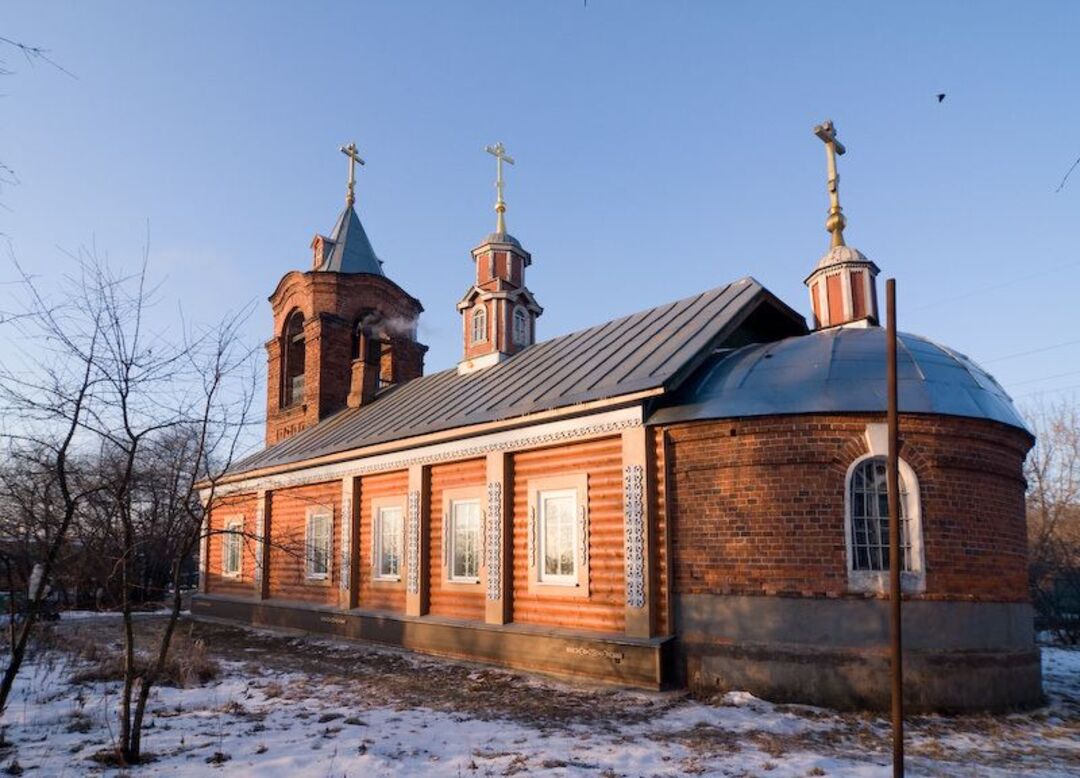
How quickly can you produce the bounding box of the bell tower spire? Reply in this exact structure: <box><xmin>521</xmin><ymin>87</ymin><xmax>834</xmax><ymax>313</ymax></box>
<box><xmin>340</xmin><ymin>142</ymin><xmax>364</xmax><ymax>209</ymax></box>
<box><xmin>804</xmin><ymin>119</ymin><xmax>880</xmax><ymax>330</ymax></box>
<box><xmin>814</xmin><ymin>120</ymin><xmax>847</xmax><ymax>248</ymax></box>
<box><xmin>457</xmin><ymin>142</ymin><xmax>542</xmax><ymax>374</ymax></box>
<box><xmin>485</xmin><ymin>141</ymin><xmax>514</xmax><ymax>236</ymax></box>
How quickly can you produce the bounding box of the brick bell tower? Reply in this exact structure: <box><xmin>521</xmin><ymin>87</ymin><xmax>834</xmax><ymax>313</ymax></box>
<box><xmin>265</xmin><ymin>143</ymin><xmax>427</xmax><ymax>445</ymax></box>
<box><xmin>805</xmin><ymin>120</ymin><xmax>880</xmax><ymax>329</ymax></box>
<box><xmin>457</xmin><ymin>142</ymin><xmax>542</xmax><ymax>374</ymax></box>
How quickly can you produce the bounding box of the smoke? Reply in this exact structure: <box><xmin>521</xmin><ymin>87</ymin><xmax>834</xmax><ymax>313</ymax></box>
<box><xmin>376</xmin><ymin>315</ymin><xmax>419</xmax><ymax>339</ymax></box>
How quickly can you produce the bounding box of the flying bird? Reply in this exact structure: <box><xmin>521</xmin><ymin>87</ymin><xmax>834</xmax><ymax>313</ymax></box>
<box><xmin>936</xmin><ymin>93</ymin><xmax>946</xmax><ymax>103</ymax></box>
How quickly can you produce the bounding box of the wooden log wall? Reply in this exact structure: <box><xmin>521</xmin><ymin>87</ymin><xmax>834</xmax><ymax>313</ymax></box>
<box><xmin>357</xmin><ymin>469</ymin><xmax>408</xmax><ymax>612</ymax></box>
<box><xmin>428</xmin><ymin>458</ymin><xmax>486</xmax><ymax>621</ymax></box>
<box><xmin>204</xmin><ymin>431</ymin><xmax>673</xmax><ymax>638</ymax></box>
<box><xmin>267</xmin><ymin>481</ymin><xmax>339</xmax><ymax>605</ymax></box>
<box><xmin>512</xmin><ymin>436</ymin><xmax>626</xmax><ymax>634</ymax></box>
<box><xmin>205</xmin><ymin>492</ymin><xmax>257</xmax><ymax>597</ymax></box>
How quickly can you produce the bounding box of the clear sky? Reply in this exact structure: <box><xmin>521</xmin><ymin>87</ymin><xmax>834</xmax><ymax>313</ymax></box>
<box><xmin>3</xmin><ymin>1</ymin><xmax>1079</xmax><ymax>411</ymax></box>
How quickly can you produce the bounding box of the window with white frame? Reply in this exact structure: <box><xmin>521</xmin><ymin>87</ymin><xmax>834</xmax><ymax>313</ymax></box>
<box><xmin>448</xmin><ymin>498</ymin><xmax>481</xmax><ymax>583</ymax></box>
<box><xmin>222</xmin><ymin>518</ymin><xmax>243</xmax><ymax>577</ymax></box>
<box><xmin>471</xmin><ymin>306</ymin><xmax>487</xmax><ymax>343</ymax></box>
<box><xmin>539</xmin><ymin>488</ymin><xmax>578</xmax><ymax>585</ymax></box>
<box><xmin>374</xmin><ymin>504</ymin><xmax>403</xmax><ymax>580</ymax></box>
<box><xmin>846</xmin><ymin>456</ymin><xmax>922</xmax><ymax>583</ymax></box>
<box><xmin>512</xmin><ymin>306</ymin><xmax>529</xmax><ymax>346</ymax></box>
<box><xmin>305</xmin><ymin>510</ymin><xmax>332</xmax><ymax>580</ymax></box>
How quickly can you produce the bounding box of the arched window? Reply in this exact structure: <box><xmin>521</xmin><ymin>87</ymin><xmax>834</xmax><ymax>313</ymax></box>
<box><xmin>512</xmin><ymin>306</ymin><xmax>529</xmax><ymax>346</ymax></box>
<box><xmin>471</xmin><ymin>306</ymin><xmax>487</xmax><ymax>343</ymax></box>
<box><xmin>282</xmin><ymin>311</ymin><xmax>306</xmax><ymax>407</ymax></box>
<box><xmin>845</xmin><ymin>455</ymin><xmax>923</xmax><ymax>591</ymax></box>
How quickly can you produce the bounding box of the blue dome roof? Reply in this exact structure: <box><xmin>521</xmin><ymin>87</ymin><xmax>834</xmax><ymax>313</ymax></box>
<box><xmin>651</xmin><ymin>326</ymin><xmax>1029</xmax><ymax>433</ymax></box>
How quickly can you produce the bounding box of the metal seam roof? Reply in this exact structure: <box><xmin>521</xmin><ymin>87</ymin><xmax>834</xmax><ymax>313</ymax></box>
<box><xmin>229</xmin><ymin>278</ymin><xmax>791</xmax><ymax>475</ymax></box>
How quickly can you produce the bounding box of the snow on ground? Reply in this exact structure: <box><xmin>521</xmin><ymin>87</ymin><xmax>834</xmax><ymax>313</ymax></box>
<box><xmin>0</xmin><ymin>617</ymin><xmax>1077</xmax><ymax>776</ymax></box>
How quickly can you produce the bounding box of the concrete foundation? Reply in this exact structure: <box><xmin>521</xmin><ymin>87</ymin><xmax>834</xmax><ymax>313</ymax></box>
<box><xmin>192</xmin><ymin>594</ymin><xmax>672</xmax><ymax>689</ymax></box>
<box><xmin>676</xmin><ymin>594</ymin><xmax>1043</xmax><ymax>712</ymax></box>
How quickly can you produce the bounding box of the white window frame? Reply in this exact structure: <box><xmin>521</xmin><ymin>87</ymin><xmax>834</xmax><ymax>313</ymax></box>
<box><xmin>526</xmin><ymin>473</ymin><xmax>589</xmax><ymax>597</ymax></box>
<box><xmin>843</xmin><ymin>454</ymin><xmax>925</xmax><ymax>594</ymax></box>
<box><xmin>512</xmin><ymin>306</ymin><xmax>529</xmax><ymax>346</ymax></box>
<box><xmin>446</xmin><ymin>497</ymin><xmax>482</xmax><ymax>584</ymax></box>
<box><xmin>538</xmin><ymin>488</ymin><xmax>578</xmax><ymax>586</ymax></box>
<box><xmin>471</xmin><ymin>306</ymin><xmax>487</xmax><ymax>343</ymax></box>
<box><xmin>305</xmin><ymin>509</ymin><xmax>333</xmax><ymax>581</ymax></box>
<box><xmin>222</xmin><ymin>517</ymin><xmax>243</xmax><ymax>578</ymax></box>
<box><xmin>374</xmin><ymin>503</ymin><xmax>404</xmax><ymax>582</ymax></box>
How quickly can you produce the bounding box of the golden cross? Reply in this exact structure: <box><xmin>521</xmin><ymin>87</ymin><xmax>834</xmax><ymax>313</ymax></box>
<box><xmin>484</xmin><ymin>141</ymin><xmax>515</xmax><ymax>234</ymax></box>
<box><xmin>813</xmin><ymin>119</ymin><xmax>847</xmax><ymax>248</ymax></box>
<box><xmin>340</xmin><ymin>142</ymin><xmax>365</xmax><ymax>209</ymax></box>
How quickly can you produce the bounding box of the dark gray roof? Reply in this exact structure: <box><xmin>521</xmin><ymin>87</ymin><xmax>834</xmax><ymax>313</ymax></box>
<box><xmin>479</xmin><ymin>231</ymin><xmax>522</xmax><ymax>248</ymax></box>
<box><xmin>650</xmin><ymin>326</ymin><xmax>1029</xmax><ymax>433</ymax></box>
<box><xmin>315</xmin><ymin>206</ymin><xmax>384</xmax><ymax>275</ymax></box>
<box><xmin>232</xmin><ymin>277</ymin><xmax>801</xmax><ymax>474</ymax></box>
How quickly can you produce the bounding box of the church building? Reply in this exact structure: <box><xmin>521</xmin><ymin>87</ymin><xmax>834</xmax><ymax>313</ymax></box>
<box><xmin>195</xmin><ymin>125</ymin><xmax>1039</xmax><ymax>712</ymax></box>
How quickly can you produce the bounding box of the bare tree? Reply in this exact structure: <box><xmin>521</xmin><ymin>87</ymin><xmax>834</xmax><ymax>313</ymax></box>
<box><xmin>0</xmin><ymin>242</ymin><xmax>260</xmax><ymax>764</ymax></box>
<box><xmin>1025</xmin><ymin>397</ymin><xmax>1080</xmax><ymax>644</ymax></box>
<box><xmin>0</xmin><ymin>256</ymin><xmax>103</xmax><ymax>713</ymax></box>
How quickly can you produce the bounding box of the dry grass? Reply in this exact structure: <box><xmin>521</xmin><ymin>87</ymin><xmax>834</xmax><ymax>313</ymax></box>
<box><xmin>50</xmin><ymin>625</ymin><xmax>219</xmax><ymax>688</ymax></box>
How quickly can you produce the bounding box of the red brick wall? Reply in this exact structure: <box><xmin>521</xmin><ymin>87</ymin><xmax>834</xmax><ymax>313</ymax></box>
<box><xmin>267</xmin><ymin>481</ymin><xmax>340</xmax><ymax>605</ymax></box>
<box><xmin>663</xmin><ymin>414</ymin><xmax>1033</xmax><ymax>602</ymax></box>
<box><xmin>653</xmin><ymin>428</ymin><xmax>670</xmax><ymax>634</ymax></box>
<box><xmin>265</xmin><ymin>271</ymin><xmax>426</xmax><ymax>445</ymax></box>
<box><xmin>205</xmin><ymin>492</ymin><xmax>257</xmax><ymax>598</ymax></box>
<box><xmin>428</xmin><ymin>458</ymin><xmax>486</xmax><ymax>621</ymax></box>
<box><xmin>512</xmin><ymin>437</ymin><xmax>626</xmax><ymax>633</ymax></box>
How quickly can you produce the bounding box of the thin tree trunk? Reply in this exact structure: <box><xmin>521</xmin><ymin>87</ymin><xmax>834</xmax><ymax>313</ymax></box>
<box><xmin>130</xmin><ymin>545</ymin><xmax>189</xmax><ymax>757</ymax></box>
<box><xmin>0</xmin><ymin>500</ymin><xmax>80</xmax><ymax>713</ymax></box>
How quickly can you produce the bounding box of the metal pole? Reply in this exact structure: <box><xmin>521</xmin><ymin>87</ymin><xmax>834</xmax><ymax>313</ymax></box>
<box><xmin>886</xmin><ymin>278</ymin><xmax>904</xmax><ymax>777</ymax></box>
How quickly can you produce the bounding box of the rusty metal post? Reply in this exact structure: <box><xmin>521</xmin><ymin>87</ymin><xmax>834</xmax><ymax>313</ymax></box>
<box><xmin>886</xmin><ymin>278</ymin><xmax>904</xmax><ymax>777</ymax></box>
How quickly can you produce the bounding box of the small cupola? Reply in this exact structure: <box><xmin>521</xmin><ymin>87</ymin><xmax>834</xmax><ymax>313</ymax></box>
<box><xmin>457</xmin><ymin>142</ymin><xmax>543</xmax><ymax>374</ymax></box>
<box><xmin>805</xmin><ymin>120</ymin><xmax>880</xmax><ymax>329</ymax></box>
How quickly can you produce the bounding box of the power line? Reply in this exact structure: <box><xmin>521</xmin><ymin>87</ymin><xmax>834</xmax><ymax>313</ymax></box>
<box><xmin>910</xmin><ymin>258</ymin><xmax>1080</xmax><ymax>311</ymax></box>
<box><xmin>1005</xmin><ymin>368</ymin><xmax>1080</xmax><ymax>388</ymax></box>
<box><xmin>982</xmin><ymin>337</ymin><xmax>1080</xmax><ymax>365</ymax></box>
<box><xmin>1015</xmin><ymin>382</ymin><xmax>1080</xmax><ymax>401</ymax></box>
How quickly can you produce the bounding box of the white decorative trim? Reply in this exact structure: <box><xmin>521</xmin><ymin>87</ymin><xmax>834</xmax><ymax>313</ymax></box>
<box><xmin>528</xmin><ymin>506</ymin><xmax>536</xmax><ymax>568</ymax></box>
<box><xmin>623</xmin><ymin>465</ymin><xmax>646</xmax><ymax>609</ymax></box>
<box><xmin>406</xmin><ymin>490</ymin><xmax>421</xmax><ymax>595</ymax></box>
<box><xmin>864</xmin><ymin>423</ymin><xmax>888</xmax><ymax>457</ymax></box>
<box><xmin>198</xmin><ymin>512</ymin><xmax>210</xmax><ymax>592</ymax></box>
<box><xmin>253</xmin><ymin>494</ymin><xmax>266</xmax><ymax>586</ymax></box>
<box><xmin>339</xmin><ymin>482</ymin><xmax>352</xmax><ymax>593</ymax></box>
<box><xmin>211</xmin><ymin>407</ymin><xmax>643</xmax><ymax>498</ymax></box>
<box><xmin>457</xmin><ymin>350</ymin><xmax>508</xmax><ymax>375</ymax></box>
<box><xmin>578</xmin><ymin>505</ymin><xmax>589</xmax><ymax>569</ymax></box>
<box><xmin>486</xmin><ymin>482</ymin><xmax>502</xmax><ymax>601</ymax></box>
<box><xmin>843</xmin><ymin>451</ymin><xmax>925</xmax><ymax>595</ymax></box>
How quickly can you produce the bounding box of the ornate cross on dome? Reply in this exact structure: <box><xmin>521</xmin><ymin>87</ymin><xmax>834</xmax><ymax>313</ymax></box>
<box><xmin>813</xmin><ymin>119</ymin><xmax>847</xmax><ymax>248</ymax></box>
<box><xmin>484</xmin><ymin>141</ymin><xmax>515</xmax><ymax>234</ymax></box>
<box><xmin>340</xmin><ymin>142</ymin><xmax>365</xmax><ymax>209</ymax></box>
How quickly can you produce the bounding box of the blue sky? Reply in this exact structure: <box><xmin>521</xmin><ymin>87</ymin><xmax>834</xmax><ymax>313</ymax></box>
<box><xmin>3</xmin><ymin>1</ymin><xmax>1079</xmax><ymax>408</ymax></box>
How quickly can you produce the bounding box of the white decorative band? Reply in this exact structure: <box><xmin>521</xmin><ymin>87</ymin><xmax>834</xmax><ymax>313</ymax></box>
<box><xmin>406</xmin><ymin>490</ymin><xmax>421</xmax><ymax>596</ymax></box>
<box><xmin>209</xmin><ymin>408</ymin><xmax>643</xmax><ymax>498</ymax></box>
<box><xmin>623</xmin><ymin>464</ymin><xmax>646</xmax><ymax>609</ymax></box>
<box><xmin>486</xmin><ymin>482</ymin><xmax>502</xmax><ymax>601</ymax></box>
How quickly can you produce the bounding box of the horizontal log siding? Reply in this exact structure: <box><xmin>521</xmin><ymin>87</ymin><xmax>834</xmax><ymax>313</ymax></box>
<box><xmin>206</xmin><ymin>492</ymin><xmax>257</xmax><ymax>597</ymax></box>
<box><xmin>358</xmin><ymin>469</ymin><xmax>408</xmax><ymax>612</ymax></box>
<box><xmin>268</xmin><ymin>481</ymin><xmax>339</xmax><ymax>605</ymax></box>
<box><xmin>653</xmin><ymin>427</ymin><xmax>670</xmax><ymax>635</ymax></box>
<box><xmin>428</xmin><ymin>458</ymin><xmax>487</xmax><ymax>621</ymax></box>
<box><xmin>512</xmin><ymin>437</ymin><xmax>625</xmax><ymax>633</ymax></box>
